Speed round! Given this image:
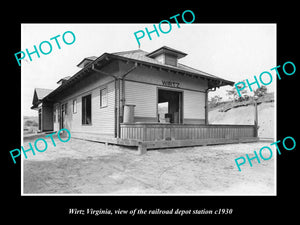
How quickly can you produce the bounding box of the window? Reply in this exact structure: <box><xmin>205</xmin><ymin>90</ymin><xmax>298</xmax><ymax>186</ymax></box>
<box><xmin>82</xmin><ymin>94</ymin><xmax>92</xmax><ymax>125</ymax></box>
<box><xmin>73</xmin><ymin>99</ymin><xmax>77</xmax><ymax>113</ymax></box>
<box><xmin>165</xmin><ymin>53</ymin><xmax>177</xmax><ymax>67</ymax></box>
<box><xmin>100</xmin><ymin>88</ymin><xmax>108</xmax><ymax>108</ymax></box>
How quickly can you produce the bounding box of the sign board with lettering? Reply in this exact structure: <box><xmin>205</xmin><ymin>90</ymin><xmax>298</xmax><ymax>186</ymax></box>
<box><xmin>162</xmin><ymin>80</ymin><xmax>180</xmax><ymax>88</ymax></box>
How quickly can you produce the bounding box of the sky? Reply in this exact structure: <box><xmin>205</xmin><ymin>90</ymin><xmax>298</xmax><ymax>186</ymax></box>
<box><xmin>21</xmin><ymin>23</ymin><xmax>276</xmax><ymax>116</ymax></box>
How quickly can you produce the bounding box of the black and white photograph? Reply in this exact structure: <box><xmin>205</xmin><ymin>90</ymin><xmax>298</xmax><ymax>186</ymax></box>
<box><xmin>21</xmin><ymin>23</ymin><xmax>276</xmax><ymax>195</ymax></box>
<box><xmin>4</xmin><ymin>5</ymin><xmax>298</xmax><ymax>221</ymax></box>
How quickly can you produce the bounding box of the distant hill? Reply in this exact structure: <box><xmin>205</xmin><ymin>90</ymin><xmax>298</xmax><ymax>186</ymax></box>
<box><xmin>208</xmin><ymin>93</ymin><xmax>275</xmax><ymax>139</ymax></box>
<box><xmin>209</xmin><ymin>92</ymin><xmax>274</xmax><ymax>112</ymax></box>
<box><xmin>24</xmin><ymin>116</ymin><xmax>38</xmax><ymax>120</ymax></box>
<box><xmin>23</xmin><ymin>116</ymin><xmax>38</xmax><ymax>134</ymax></box>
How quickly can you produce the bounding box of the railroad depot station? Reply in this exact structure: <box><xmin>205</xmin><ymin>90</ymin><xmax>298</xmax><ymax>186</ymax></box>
<box><xmin>31</xmin><ymin>46</ymin><xmax>258</xmax><ymax>152</ymax></box>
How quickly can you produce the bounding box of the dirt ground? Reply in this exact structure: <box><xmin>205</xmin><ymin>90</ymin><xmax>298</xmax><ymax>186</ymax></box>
<box><xmin>23</xmin><ymin>136</ymin><xmax>275</xmax><ymax>195</ymax></box>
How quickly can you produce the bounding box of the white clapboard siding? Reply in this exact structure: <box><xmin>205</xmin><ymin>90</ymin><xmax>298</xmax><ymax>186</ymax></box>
<box><xmin>92</xmin><ymin>82</ymin><xmax>115</xmax><ymax>134</ymax></box>
<box><xmin>70</xmin><ymin>81</ymin><xmax>115</xmax><ymax>135</ymax></box>
<box><xmin>54</xmin><ymin>73</ymin><xmax>116</xmax><ymax>136</ymax></box>
<box><xmin>125</xmin><ymin>81</ymin><xmax>156</xmax><ymax>118</ymax></box>
<box><xmin>184</xmin><ymin>90</ymin><xmax>205</xmax><ymax>119</ymax></box>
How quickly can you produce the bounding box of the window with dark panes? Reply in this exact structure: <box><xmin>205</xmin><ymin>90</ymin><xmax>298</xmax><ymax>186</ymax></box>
<box><xmin>82</xmin><ymin>94</ymin><xmax>91</xmax><ymax>125</ymax></box>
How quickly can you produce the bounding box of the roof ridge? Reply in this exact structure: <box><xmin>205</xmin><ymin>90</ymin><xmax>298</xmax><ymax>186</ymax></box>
<box><xmin>34</xmin><ymin>88</ymin><xmax>54</xmax><ymax>101</ymax></box>
<box><xmin>35</xmin><ymin>87</ymin><xmax>53</xmax><ymax>91</ymax></box>
<box><xmin>111</xmin><ymin>49</ymin><xmax>148</xmax><ymax>55</ymax></box>
<box><xmin>146</xmin><ymin>46</ymin><xmax>187</xmax><ymax>58</ymax></box>
<box><xmin>86</xmin><ymin>56</ymin><xmax>97</xmax><ymax>60</ymax></box>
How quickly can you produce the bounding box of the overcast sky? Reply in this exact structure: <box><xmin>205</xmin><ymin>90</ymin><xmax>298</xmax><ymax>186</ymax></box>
<box><xmin>21</xmin><ymin>23</ymin><xmax>276</xmax><ymax>116</ymax></box>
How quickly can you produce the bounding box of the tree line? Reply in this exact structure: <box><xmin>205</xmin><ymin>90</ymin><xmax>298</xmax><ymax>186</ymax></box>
<box><xmin>210</xmin><ymin>83</ymin><xmax>268</xmax><ymax>107</ymax></box>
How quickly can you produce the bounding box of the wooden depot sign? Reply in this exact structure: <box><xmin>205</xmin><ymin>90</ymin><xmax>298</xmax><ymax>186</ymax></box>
<box><xmin>161</xmin><ymin>80</ymin><xmax>180</xmax><ymax>88</ymax></box>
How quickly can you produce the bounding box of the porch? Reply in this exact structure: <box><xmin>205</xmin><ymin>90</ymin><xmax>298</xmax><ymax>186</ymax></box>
<box><xmin>119</xmin><ymin>123</ymin><xmax>258</xmax><ymax>152</ymax></box>
<box><xmin>70</xmin><ymin>123</ymin><xmax>258</xmax><ymax>154</ymax></box>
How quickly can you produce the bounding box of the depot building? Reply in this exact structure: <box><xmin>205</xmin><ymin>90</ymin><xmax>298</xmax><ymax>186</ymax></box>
<box><xmin>31</xmin><ymin>46</ymin><xmax>258</xmax><ymax>152</ymax></box>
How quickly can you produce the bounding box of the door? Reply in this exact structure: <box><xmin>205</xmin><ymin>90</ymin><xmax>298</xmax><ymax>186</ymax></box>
<box><xmin>60</xmin><ymin>103</ymin><xmax>67</xmax><ymax>129</ymax></box>
<box><xmin>157</xmin><ymin>89</ymin><xmax>183</xmax><ymax>123</ymax></box>
<box><xmin>82</xmin><ymin>94</ymin><xmax>92</xmax><ymax>125</ymax></box>
<box><xmin>38</xmin><ymin>108</ymin><xmax>42</xmax><ymax>131</ymax></box>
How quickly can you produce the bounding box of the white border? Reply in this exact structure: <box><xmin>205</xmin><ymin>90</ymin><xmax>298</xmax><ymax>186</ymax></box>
<box><xmin>21</xmin><ymin>23</ymin><xmax>277</xmax><ymax>197</ymax></box>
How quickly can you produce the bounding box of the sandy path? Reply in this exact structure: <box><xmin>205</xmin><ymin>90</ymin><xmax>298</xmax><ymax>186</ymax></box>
<box><xmin>23</xmin><ymin>137</ymin><xmax>275</xmax><ymax>195</ymax></box>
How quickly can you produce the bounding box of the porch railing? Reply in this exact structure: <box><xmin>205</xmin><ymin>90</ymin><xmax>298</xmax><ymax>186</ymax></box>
<box><xmin>120</xmin><ymin>123</ymin><xmax>257</xmax><ymax>142</ymax></box>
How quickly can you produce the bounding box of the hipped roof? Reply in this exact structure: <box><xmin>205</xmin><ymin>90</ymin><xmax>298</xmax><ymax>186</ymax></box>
<box><xmin>31</xmin><ymin>88</ymin><xmax>53</xmax><ymax>109</ymax></box>
<box><xmin>146</xmin><ymin>46</ymin><xmax>187</xmax><ymax>59</ymax></box>
<box><xmin>33</xmin><ymin>46</ymin><xmax>234</xmax><ymax>105</ymax></box>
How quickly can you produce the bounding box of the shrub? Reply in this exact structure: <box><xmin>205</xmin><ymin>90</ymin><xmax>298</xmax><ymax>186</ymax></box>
<box><xmin>254</xmin><ymin>86</ymin><xmax>268</xmax><ymax>97</ymax></box>
<box><xmin>24</xmin><ymin>120</ymin><xmax>38</xmax><ymax>127</ymax></box>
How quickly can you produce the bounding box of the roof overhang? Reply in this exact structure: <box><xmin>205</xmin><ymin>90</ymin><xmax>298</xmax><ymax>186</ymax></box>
<box><xmin>31</xmin><ymin>88</ymin><xmax>53</xmax><ymax>110</ymax></box>
<box><xmin>31</xmin><ymin>101</ymin><xmax>42</xmax><ymax>110</ymax></box>
<box><xmin>77</xmin><ymin>56</ymin><xmax>98</xmax><ymax>68</ymax></box>
<box><xmin>42</xmin><ymin>53</ymin><xmax>112</xmax><ymax>102</ymax></box>
<box><xmin>106</xmin><ymin>53</ymin><xmax>234</xmax><ymax>88</ymax></box>
<box><xmin>40</xmin><ymin>51</ymin><xmax>234</xmax><ymax>103</ymax></box>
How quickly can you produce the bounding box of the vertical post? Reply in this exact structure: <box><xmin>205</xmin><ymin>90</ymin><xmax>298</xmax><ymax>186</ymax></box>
<box><xmin>121</xmin><ymin>78</ymin><xmax>125</xmax><ymax>122</ymax></box>
<box><xmin>41</xmin><ymin>107</ymin><xmax>44</xmax><ymax>132</ymax></box>
<box><xmin>114</xmin><ymin>79</ymin><xmax>118</xmax><ymax>138</ymax></box>
<box><xmin>253</xmin><ymin>96</ymin><xmax>258</xmax><ymax>137</ymax></box>
<box><xmin>116</xmin><ymin>78</ymin><xmax>121</xmax><ymax>138</ymax></box>
<box><xmin>205</xmin><ymin>89</ymin><xmax>208</xmax><ymax>125</ymax></box>
<box><xmin>143</xmin><ymin>124</ymin><xmax>146</xmax><ymax>141</ymax></box>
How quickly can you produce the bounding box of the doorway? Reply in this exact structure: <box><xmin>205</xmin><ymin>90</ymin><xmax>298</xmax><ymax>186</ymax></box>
<box><xmin>60</xmin><ymin>103</ymin><xmax>67</xmax><ymax>129</ymax></box>
<box><xmin>38</xmin><ymin>108</ymin><xmax>42</xmax><ymax>131</ymax></box>
<box><xmin>158</xmin><ymin>89</ymin><xmax>183</xmax><ymax>123</ymax></box>
<box><xmin>82</xmin><ymin>94</ymin><xmax>92</xmax><ymax>125</ymax></box>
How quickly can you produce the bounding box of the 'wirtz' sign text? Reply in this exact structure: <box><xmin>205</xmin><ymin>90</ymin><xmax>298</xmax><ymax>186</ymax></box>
<box><xmin>162</xmin><ymin>80</ymin><xmax>180</xmax><ymax>88</ymax></box>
